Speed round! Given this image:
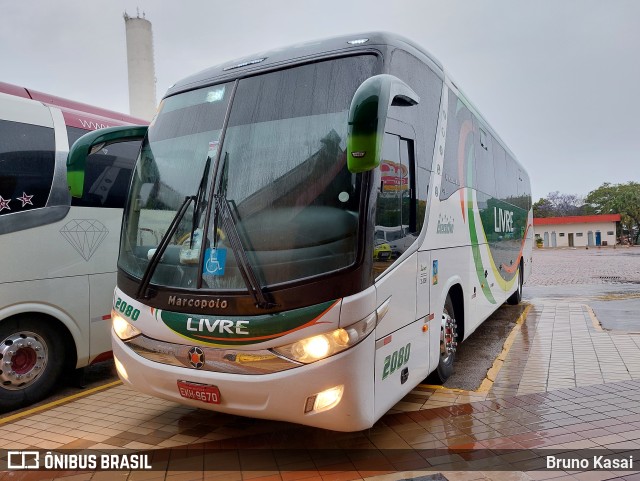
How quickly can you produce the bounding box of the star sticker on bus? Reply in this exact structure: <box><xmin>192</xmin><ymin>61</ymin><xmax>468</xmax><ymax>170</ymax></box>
<box><xmin>0</xmin><ymin>196</ymin><xmax>10</xmax><ymax>212</ymax></box>
<box><xmin>17</xmin><ymin>192</ymin><xmax>33</xmax><ymax>207</ymax></box>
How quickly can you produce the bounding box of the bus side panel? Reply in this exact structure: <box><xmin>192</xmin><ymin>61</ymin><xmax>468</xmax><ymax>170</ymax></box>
<box><xmin>374</xmin><ymin>254</ymin><xmax>418</xmax><ymax>339</ymax></box>
<box><xmin>67</xmin><ymin>205</ymin><xmax>123</xmax><ymax>362</ymax></box>
<box><xmin>416</xmin><ymin>251</ymin><xmax>431</xmax><ymax>325</ymax></box>
<box><xmin>88</xmin><ymin>272</ymin><xmax>117</xmax><ymax>360</ymax></box>
<box><xmin>374</xmin><ymin>320</ymin><xmax>428</xmax><ymax>420</ymax></box>
<box><xmin>465</xmin><ymin>189</ymin><xmax>508</xmax><ymax>335</ymax></box>
<box><xmin>0</xmin><ymin>276</ymin><xmax>90</xmax><ymax>367</ymax></box>
<box><xmin>374</xmin><ymin>253</ymin><xmax>430</xmax><ymax>417</ymax></box>
<box><xmin>1</xmin><ymin>207</ymin><xmax>120</xmax><ymax>284</ymax></box>
<box><xmin>0</xmin><ymin>203</ymin><xmax>122</xmax><ymax>366</ymax></box>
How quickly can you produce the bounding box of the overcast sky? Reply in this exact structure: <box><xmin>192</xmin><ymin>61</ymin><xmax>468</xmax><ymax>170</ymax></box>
<box><xmin>1</xmin><ymin>0</ymin><xmax>638</xmax><ymax>201</ymax></box>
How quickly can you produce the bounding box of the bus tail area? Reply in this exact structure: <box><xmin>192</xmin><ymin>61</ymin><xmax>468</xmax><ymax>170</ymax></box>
<box><xmin>0</xmin><ymin>83</ymin><xmax>147</xmax><ymax>411</ymax></box>
<box><xmin>68</xmin><ymin>32</ymin><xmax>531</xmax><ymax>430</ymax></box>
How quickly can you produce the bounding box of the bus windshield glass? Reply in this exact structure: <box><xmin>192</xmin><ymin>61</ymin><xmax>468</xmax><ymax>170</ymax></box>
<box><xmin>119</xmin><ymin>55</ymin><xmax>378</xmax><ymax>290</ymax></box>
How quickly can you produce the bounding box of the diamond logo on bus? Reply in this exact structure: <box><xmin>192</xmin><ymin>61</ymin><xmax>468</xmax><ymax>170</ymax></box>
<box><xmin>59</xmin><ymin>219</ymin><xmax>109</xmax><ymax>261</ymax></box>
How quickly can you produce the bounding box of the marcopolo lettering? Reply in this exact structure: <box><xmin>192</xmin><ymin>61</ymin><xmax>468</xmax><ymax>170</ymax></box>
<box><xmin>168</xmin><ymin>295</ymin><xmax>228</xmax><ymax>309</ymax></box>
<box><xmin>187</xmin><ymin>317</ymin><xmax>249</xmax><ymax>335</ymax></box>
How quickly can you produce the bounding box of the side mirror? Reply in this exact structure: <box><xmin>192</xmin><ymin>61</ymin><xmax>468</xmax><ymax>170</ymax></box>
<box><xmin>67</xmin><ymin>125</ymin><xmax>148</xmax><ymax>197</ymax></box>
<box><xmin>347</xmin><ymin>74</ymin><xmax>419</xmax><ymax>173</ymax></box>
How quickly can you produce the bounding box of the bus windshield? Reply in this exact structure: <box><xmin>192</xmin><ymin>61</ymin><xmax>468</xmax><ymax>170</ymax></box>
<box><xmin>119</xmin><ymin>55</ymin><xmax>378</xmax><ymax>290</ymax></box>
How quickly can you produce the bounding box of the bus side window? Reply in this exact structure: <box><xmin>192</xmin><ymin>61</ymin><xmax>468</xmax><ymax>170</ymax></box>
<box><xmin>374</xmin><ymin>133</ymin><xmax>417</xmax><ymax>277</ymax></box>
<box><xmin>400</xmin><ymin>138</ymin><xmax>417</xmax><ymax>233</ymax></box>
<box><xmin>71</xmin><ymin>140</ymin><xmax>141</xmax><ymax>208</ymax></box>
<box><xmin>493</xmin><ymin>141</ymin><xmax>509</xmax><ymax>203</ymax></box>
<box><xmin>473</xmin><ymin>117</ymin><xmax>496</xmax><ymax>198</ymax></box>
<box><xmin>0</xmin><ymin>119</ymin><xmax>55</xmax><ymax>215</ymax></box>
<box><xmin>441</xmin><ymin>90</ymin><xmax>473</xmax><ymax>200</ymax></box>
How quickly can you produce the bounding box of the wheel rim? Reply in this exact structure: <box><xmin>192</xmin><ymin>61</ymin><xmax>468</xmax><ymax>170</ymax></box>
<box><xmin>439</xmin><ymin>307</ymin><xmax>458</xmax><ymax>364</ymax></box>
<box><xmin>0</xmin><ymin>331</ymin><xmax>48</xmax><ymax>390</ymax></box>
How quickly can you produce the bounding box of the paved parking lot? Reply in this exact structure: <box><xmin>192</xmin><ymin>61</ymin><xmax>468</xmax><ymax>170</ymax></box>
<box><xmin>1</xmin><ymin>247</ymin><xmax>640</xmax><ymax>481</ymax></box>
<box><xmin>526</xmin><ymin>247</ymin><xmax>640</xmax><ymax>286</ymax></box>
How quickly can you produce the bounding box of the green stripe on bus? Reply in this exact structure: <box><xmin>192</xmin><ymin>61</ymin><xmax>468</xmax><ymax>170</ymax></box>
<box><xmin>467</xmin><ymin>189</ymin><xmax>496</xmax><ymax>304</ymax></box>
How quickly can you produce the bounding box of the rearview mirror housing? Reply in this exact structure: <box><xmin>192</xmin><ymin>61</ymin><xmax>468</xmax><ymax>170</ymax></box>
<box><xmin>347</xmin><ymin>74</ymin><xmax>419</xmax><ymax>173</ymax></box>
<box><xmin>67</xmin><ymin>125</ymin><xmax>148</xmax><ymax>198</ymax></box>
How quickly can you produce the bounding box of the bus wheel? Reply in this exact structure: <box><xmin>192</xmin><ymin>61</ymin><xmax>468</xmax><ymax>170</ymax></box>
<box><xmin>0</xmin><ymin>317</ymin><xmax>65</xmax><ymax>412</ymax></box>
<box><xmin>507</xmin><ymin>264</ymin><xmax>523</xmax><ymax>305</ymax></box>
<box><xmin>433</xmin><ymin>295</ymin><xmax>458</xmax><ymax>383</ymax></box>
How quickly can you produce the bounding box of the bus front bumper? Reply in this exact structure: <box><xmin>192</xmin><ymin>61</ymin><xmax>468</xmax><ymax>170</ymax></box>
<box><xmin>112</xmin><ymin>332</ymin><xmax>376</xmax><ymax>432</ymax></box>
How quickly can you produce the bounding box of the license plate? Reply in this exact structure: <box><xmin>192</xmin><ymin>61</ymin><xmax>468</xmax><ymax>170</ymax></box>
<box><xmin>177</xmin><ymin>380</ymin><xmax>221</xmax><ymax>404</ymax></box>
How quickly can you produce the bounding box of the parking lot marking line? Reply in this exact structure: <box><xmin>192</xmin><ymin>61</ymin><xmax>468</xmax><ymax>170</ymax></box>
<box><xmin>417</xmin><ymin>384</ymin><xmax>469</xmax><ymax>393</ymax></box>
<box><xmin>477</xmin><ymin>303</ymin><xmax>531</xmax><ymax>393</ymax></box>
<box><xmin>0</xmin><ymin>380</ymin><xmax>122</xmax><ymax>426</ymax></box>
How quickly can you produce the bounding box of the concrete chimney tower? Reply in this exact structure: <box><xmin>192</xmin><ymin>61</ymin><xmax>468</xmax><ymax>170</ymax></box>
<box><xmin>123</xmin><ymin>10</ymin><xmax>157</xmax><ymax>121</ymax></box>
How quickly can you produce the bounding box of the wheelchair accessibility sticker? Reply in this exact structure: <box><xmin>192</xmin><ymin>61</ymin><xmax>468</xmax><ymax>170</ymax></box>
<box><xmin>203</xmin><ymin>248</ymin><xmax>227</xmax><ymax>276</ymax></box>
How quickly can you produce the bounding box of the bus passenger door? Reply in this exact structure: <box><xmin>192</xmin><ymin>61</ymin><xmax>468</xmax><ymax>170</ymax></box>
<box><xmin>373</xmin><ymin>131</ymin><xmax>429</xmax><ymax>419</ymax></box>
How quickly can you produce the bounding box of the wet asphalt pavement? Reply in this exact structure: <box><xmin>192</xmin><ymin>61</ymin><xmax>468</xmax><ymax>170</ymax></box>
<box><xmin>442</xmin><ymin>303</ymin><xmax>526</xmax><ymax>391</ymax></box>
<box><xmin>445</xmin><ymin>247</ymin><xmax>640</xmax><ymax>391</ymax></box>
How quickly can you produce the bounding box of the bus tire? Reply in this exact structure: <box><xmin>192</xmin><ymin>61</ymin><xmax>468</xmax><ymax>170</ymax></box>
<box><xmin>430</xmin><ymin>294</ymin><xmax>458</xmax><ymax>384</ymax></box>
<box><xmin>0</xmin><ymin>316</ymin><xmax>66</xmax><ymax>412</ymax></box>
<box><xmin>506</xmin><ymin>263</ymin><xmax>523</xmax><ymax>305</ymax></box>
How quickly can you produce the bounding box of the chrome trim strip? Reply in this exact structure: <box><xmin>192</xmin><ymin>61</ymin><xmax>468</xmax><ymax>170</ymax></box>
<box><xmin>125</xmin><ymin>334</ymin><xmax>302</xmax><ymax>375</ymax></box>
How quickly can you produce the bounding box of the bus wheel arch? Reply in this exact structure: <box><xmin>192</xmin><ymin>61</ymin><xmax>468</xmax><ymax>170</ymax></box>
<box><xmin>0</xmin><ymin>313</ymin><xmax>76</xmax><ymax>412</ymax></box>
<box><xmin>431</xmin><ymin>283</ymin><xmax>464</xmax><ymax>384</ymax></box>
<box><xmin>506</xmin><ymin>259</ymin><xmax>524</xmax><ymax>305</ymax></box>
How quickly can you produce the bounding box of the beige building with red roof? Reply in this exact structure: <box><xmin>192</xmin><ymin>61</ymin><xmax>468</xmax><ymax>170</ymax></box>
<box><xmin>533</xmin><ymin>214</ymin><xmax>621</xmax><ymax>247</ymax></box>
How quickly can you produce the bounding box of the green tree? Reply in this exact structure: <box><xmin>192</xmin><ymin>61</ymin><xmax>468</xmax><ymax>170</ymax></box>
<box><xmin>585</xmin><ymin>182</ymin><xmax>640</xmax><ymax>245</ymax></box>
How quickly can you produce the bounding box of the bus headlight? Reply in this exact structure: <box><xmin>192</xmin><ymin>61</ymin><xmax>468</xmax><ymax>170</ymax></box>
<box><xmin>112</xmin><ymin>311</ymin><xmax>141</xmax><ymax>340</ymax></box>
<box><xmin>272</xmin><ymin>311</ymin><xmax>377</xmax><ymax>364</ymax></box>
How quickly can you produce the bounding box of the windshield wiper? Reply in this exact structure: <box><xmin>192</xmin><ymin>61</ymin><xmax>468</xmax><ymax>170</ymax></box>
<box><xmin>136</xmin><ymin>194</ymin><xmax>194</xmax><ymax>299</ymax></box>
<box><xmin>212</xmin><ymin>153</ymin><xmax>277</xmax><ymax>310</ymax></box>
<box><xmin>189</xmin><ymin>155</ymin><xmax>211</xmax><ymax>249</ymax></box>
<box><xmin>214</xmin><ymin>194</ymin><xmax>277</xmax><ymax>309</ymax></box>
<box><xmin>136</xmin><ymin>157</ymin><xmax>212</xmax><ymax>299</ymax></box>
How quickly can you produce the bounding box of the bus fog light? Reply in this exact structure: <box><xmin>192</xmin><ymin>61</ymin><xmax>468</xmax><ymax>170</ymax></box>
<box><xmin>114</xmin><ymin>356</ymin><xmax>129</xmax><ymax>381</ymax></box>
<box><xmin>112</xmin><ymin>311</ymin><xmax>141</xmax><ymax>340</ymax></box>
<box><xmin>305</xmin><ymin>385</ymin><xmax>344</xmax><ymax>413</ymax></box>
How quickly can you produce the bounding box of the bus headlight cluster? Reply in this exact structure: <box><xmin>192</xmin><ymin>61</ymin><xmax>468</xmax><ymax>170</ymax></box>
<box><xmin>112</xmin><ymin>310</ymin><xmax>142</xmax><ymax>340</ymax></box>
<box><xmin>272</xmin><ymin>311</ymin><xmax>378</xmax><ymax>364</ymax></box>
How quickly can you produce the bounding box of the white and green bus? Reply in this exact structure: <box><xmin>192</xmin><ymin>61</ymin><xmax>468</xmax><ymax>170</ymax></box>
<box><xmin>69</xmin><ymin>33</ymin><xmax>532</xmax><ymax>431</ymax></box>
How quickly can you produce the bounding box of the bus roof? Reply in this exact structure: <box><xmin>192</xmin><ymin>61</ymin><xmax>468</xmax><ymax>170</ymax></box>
<box><xmin>0</xmin><ymin>81</ymin><xmax>147</xmax><ymax>129</ymax></box>
<box><xmin>162</xmin><ymin>32</ymin><xmax>522</xmax><ymax>170</ymax></box>
<box><xmin>166</xmin><ymin>32</ymin><xmax>445</xmax><ymax>98</ymax></box>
